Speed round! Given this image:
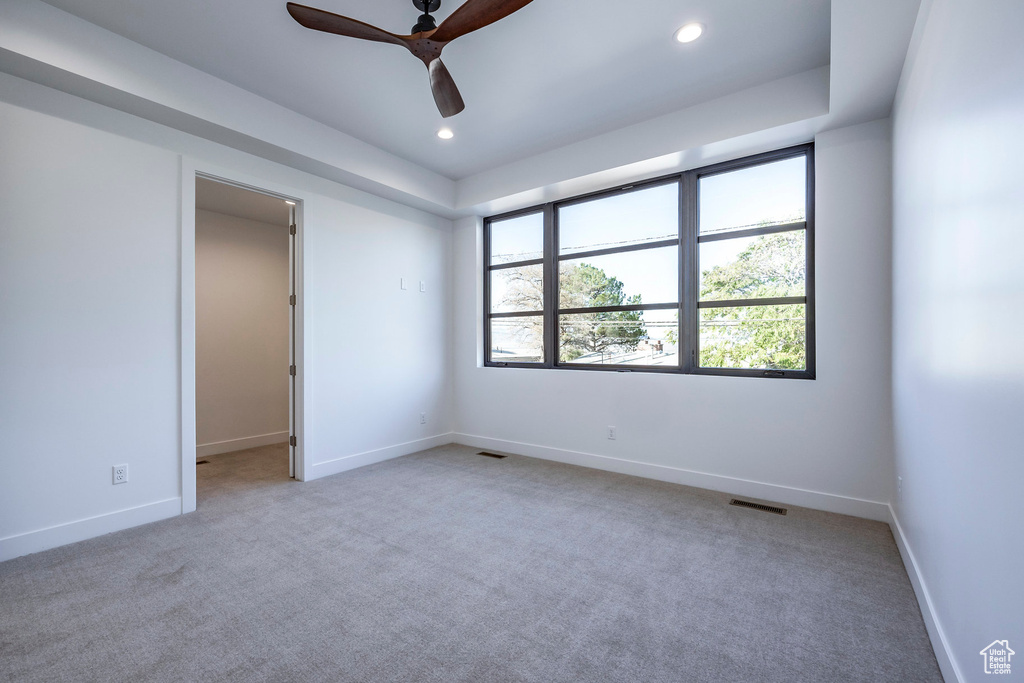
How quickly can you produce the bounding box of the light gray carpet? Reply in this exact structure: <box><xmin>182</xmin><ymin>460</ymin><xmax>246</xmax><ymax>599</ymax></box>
<box><xmin>0</xmin><ymin>444</ymin><xmax>941</xmax><ymax>682</ymax></box>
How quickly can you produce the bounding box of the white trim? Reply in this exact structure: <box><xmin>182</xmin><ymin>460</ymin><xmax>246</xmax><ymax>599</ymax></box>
<box><xmin>293</xmin><ymin>197</ymin><xmax>308</xmax><ymax>481</ymax></box>
<box><xmin>888</xmin><ymin>504</ymin><xmax>963</xmax><ymax>683</ymax></box>
<box><xmin>309</xmin><ymin>433</ymin><xmax>455</xmax><ymax>480</ymax></box>
<box><xmin>180</xmin><ymin>160</ymin><xmax>308</xmax><ymax>506</ymax></box>
<box><xmin>451</xmin><ymin>433</ymin><xmax>891</xmax><ymax>521</ymax></box>
<box><xmin>0</xmin><ymin>498</ymin><xmax>181</xmax><ymax>563</ymax></box>
<box><xmin>180</xmin><ymin>157</ymin><xmax>197</xmax><ymax>514</ymax></box>
<box><xmin>197</xmin><ymin>431</ymin><xmax>290</xmax><ymax>458</ymax></box>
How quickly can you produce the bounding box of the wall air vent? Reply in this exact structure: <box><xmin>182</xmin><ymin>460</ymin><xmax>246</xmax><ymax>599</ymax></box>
<box><xmin>729</xmin><ymin>499</ymin><xmax>787</xmax><ymax>515</ymax></box>
<box><xmin>477</xmin><ymin>451</ymin><xmax>508</xmax><ymax>459</ymax></box>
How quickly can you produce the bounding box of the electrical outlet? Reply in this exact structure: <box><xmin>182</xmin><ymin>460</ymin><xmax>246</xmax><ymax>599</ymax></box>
<box><xmin>897</xmin><ymin>476</ymin><xmax>903</xmax><ymax>502</ymax></box>
<box><xmin>400</xmin><ymin>277</ymin><xmax>407</xmax><ymax>290</ymax></box>
<box><xmin>420</xmin><ymin>412</ymin><xmax>427</xmax><ymax>425</ymax></box>
<box><xmin>113</xmin><ymin>464</ymin><xmax>128</xmax><ymax>485</ymax></box>
<box><xmin>607</xmin><ymin>426</ymin><xmax>616</xmax><ymax>440</ymax></box>
<box><xmin>419</xmin><ymin>281</ymin><xmax>426</xmax><ymax>292</ymax></box>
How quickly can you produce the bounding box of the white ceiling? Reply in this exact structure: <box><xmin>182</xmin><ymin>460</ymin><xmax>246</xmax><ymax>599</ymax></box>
<box><xmin>196</xmin><ymin>177</ymin><xmax>293</xmax><ymax>225</ymax></box>
<box><xmin>38</xmin><ymin>0</ymin><xmax>830</xmax><ymax>180</ymax></box>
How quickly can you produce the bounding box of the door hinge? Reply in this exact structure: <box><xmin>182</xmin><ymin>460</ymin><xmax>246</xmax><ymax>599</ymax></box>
<box><xmin>289</xmin><ymin>224</ymin><xmax>296</xmax><ymax>235</ymax></box>
<box><xmin>289</xmin><ymin>365</ymin><xmax>296</xmax><ymax>376</ymax></box>
<box><xmin>289</xmin><ymin>294</ymin><xmax>296</xmax><ymax>306</ymax></box>
<box><xmin>289</xmin><ymin>435</ymin><xmax>297</xmax><ymax>447</ymax></box>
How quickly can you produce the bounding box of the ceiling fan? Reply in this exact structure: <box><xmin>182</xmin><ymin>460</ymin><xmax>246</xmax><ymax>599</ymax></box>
<box><xmin>286</xmin><ymin>0</ymin><xmax>535</xmax><ymax>118</ymax></box>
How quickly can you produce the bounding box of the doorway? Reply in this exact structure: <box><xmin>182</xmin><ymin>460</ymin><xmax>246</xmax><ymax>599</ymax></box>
<box><xmin>186</xmin><ymin>174</ymin><xmax>303</xmax><ymax>504</ymax></box>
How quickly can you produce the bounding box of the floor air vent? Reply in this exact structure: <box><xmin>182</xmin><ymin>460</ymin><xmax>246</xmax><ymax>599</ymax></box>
<box><xmin>730</xmin><ymin>499</ymin><xmax>787</xmax><ymax>515</ymax></box>
<box><xmin>196</xmin><ymin>460</ymin><xmax>210</xmax><ymax>465</ymax></box>
<box><xmin>477</xmin><ymin>451</ymin><xmax>508</xmax><ymax>459</ymax></box>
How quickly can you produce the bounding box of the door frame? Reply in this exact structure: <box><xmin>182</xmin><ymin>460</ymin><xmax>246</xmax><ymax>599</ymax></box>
<box><xmin>179</xmin><ymin>158</ymin><xmax>308</xmax><ymax>513</ymax></box>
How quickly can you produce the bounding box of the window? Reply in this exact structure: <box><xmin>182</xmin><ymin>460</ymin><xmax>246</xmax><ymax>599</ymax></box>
<box><xmin>483</xmin><ymin>144</ymin><xmax>814</xmax><ymax>379</ymax></box>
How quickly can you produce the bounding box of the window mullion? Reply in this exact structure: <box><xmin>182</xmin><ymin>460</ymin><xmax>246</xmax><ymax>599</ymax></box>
<box><xmin>697</xmin><ymin>296</ymin><xmax>806</xmax><ymax>309</ymax></box>
<box><xmin>697</xmin><ymin>221</ymin><xmax>805</xmax><ymax>243</ymax></box>
<box><xmin>543</xmin><ymin>202</ymin><xmax>557</xmax><ymax>368</ymax></box>
<box><xmin>556</xmin><ymin>238</ymin><xmax>679</xmax><ymax>261</ymax></box>
<box><xmin>489</xmin><ymin>257</ymin><xmax>544</xmax><ymax>270</ymax></box>
<box><xmin>681</xmin><ymin>171</ymin><xmax>698</xmax><ymax>373</ymax></box>
<box><xmin>805</xmin><ymin>147</ymin><xmax>816</xmax><ymax>378</ymax></box>
<box><xmin>483</xmin><ymin>219</ymin><xmax>492</xmax><ymax>364</ymax></box>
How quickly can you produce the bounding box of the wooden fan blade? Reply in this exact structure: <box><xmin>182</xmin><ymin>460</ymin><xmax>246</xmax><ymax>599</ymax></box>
<box><xmin>286</xmin><ymin>2</ymin><xmax>408</xmax><ymax>47</ymax></box>
<box><xmin>428</xmin><ymin>59</ymin><xmax>466</xmax><ymax>118</ymax></box>
<box><xmin>430</xmin><ymin>0</ymin><xmax>535</xmax><ymax>43</ymax></box>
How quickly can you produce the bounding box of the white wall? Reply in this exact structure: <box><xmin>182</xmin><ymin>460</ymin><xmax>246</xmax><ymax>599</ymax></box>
<box><xmin>0</xmin><ymin>100</ymin><xmax>183</xmax><ymax>551</ymax></box>
<box><xmin>196</xmin><ymin>210</ymin><xmax>289</xmax><ymax>453</ymax></box>
<box><xmin>0</xmin><ymin>76</ymin><xmax>454</xmax><ymax>561</ymax></box>
<box><xmin>452</xmin><ymin>118</ymin><xmax>895</xmax><ymax>520</ymax></box>
<box><xmin>303</xmin><ymin>185</ymin><xmax>453</xmax><ymax>480</ymax></box>
<box><xmin>891</xmin><ymin>0</ymin><xmax>1024</xmax><ymax>680</ymax></box>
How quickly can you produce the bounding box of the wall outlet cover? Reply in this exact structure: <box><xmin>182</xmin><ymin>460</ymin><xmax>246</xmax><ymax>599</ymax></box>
<box><xmin>113</xmin><ymin>464</ymin><xmax>128</xmax><ymax>485</ymax></box>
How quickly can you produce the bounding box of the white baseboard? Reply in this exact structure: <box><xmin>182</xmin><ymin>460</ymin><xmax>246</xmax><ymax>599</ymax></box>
<box><xmin>451</xmin><ymin>433</ymin><xmax>891</xmax><ymax>522</ymax></box>
<box><xmin>196</xmin><ymin>431</ymin><xmax>289</xmax><ymax>458</ymax></box>
<box><xmin>887</xmin><ymin>505</ymin><xmax>963</xmax><ymax>683</ymax></box>
<box><xmin>0</xmin><ymin>497</ymin><xmax>181</xmax><ymax>563</ymax></box>
<box><xmin>308</xmin><ymin>433</ymin><xmax>455</xmax><ymax>481</ymax></box>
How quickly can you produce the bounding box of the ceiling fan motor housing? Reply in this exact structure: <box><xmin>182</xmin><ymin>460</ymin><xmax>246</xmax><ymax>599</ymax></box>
<box><xmin>412</xmin><ymin>13</ymin><xmax>438</xmax><ymax>33</ymax></box>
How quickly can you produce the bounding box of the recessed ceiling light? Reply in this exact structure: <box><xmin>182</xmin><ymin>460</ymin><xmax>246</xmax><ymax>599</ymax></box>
<box><xmin>284</xmin><ymin>200</ymin><xmax>296</xmax><ymax>206</ymax></box>
<box><xmin>437</xmin><ymin>127</ymin><xmax>454</xmax><ymax>140</ymax></box>
<box><xmin>674</xmin><ymin>22</ymin><xmax>704</xmax><ymax>43</ymax></box>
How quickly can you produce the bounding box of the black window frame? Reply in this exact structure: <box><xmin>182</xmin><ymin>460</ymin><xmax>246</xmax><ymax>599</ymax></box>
<box><xmin>483</xmin><ymin>143</ymin><xmax>815</xmax><ymax>380</ymax></box>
